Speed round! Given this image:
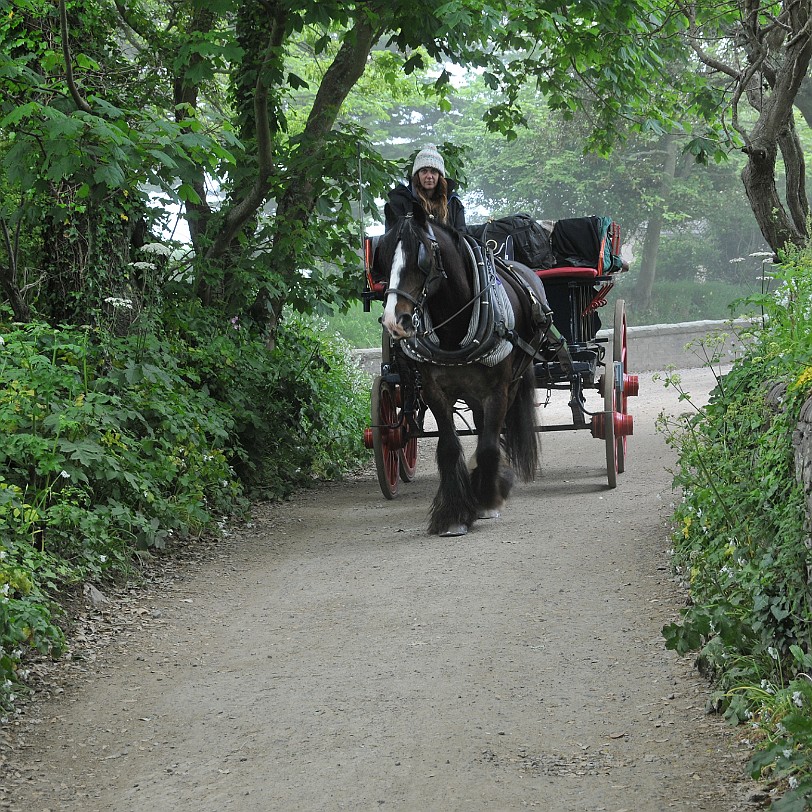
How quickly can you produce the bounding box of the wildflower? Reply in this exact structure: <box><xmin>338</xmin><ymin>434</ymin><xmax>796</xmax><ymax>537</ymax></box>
<box><xmin>60</xmin><ymin>470</ymin><xmax>70</xmax><ymax>479</ymax></box>
<box><xmin>793</xmin><ymin>691</ymin><xmax>803</xmax><ymax>707</ymax></box>
<box><xmin>768</xmin><ymin>646</ymin><xmax>779</xmax><ymax>660</ymax></box>
<box><xmin>129</xmin><ymin>261</ymin><xmax>156</xmax><ymax>272</ymax></box>
<box><xmin>0</xmin><ymin>551</ymin><xmax>6</xmax><ymax>561</ymax></box>
<box><xmin>141</xmin><ymin>242</ymin><xmax>172</xmax><ymax>257</ymax></box>
<box><xmin>784</xmin><ymin>749</ymin><xmax>793</xmax><ymax>759</ymax></box>
<box><xmin>0</xmin><ymin>336</ymin><xmax>4</xmax><ymax>346</ymax></box>
<box><xmin>99</xmin><ymin>555</ymin><xmax>107</xmax><ymax>564</ymax></box>
<box><xmin>789</xmin><ymin>776</ymin><xmax>799</xmax><ymax>790</ymax></box>
<box><xmin>104</xmin><ymin>297</ymin><xmax>134</xmax><ymax>310</ymax></box>
<box><xmin>750</xmin><ymin>251</ymin><xmax>775</xmax><ymax>259</ymax></box>
<box><xmin>230</xmin><ymin>316</ymin><xmax>240</xmax><ymax>330</ymax></box>
<box><xmin>729</xmin><ymin>257</ymin><xmax>745</xmax><ymax>264</ymax></box>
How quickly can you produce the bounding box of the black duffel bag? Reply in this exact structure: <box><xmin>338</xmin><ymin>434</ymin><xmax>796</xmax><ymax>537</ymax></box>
<box><xmin>468</xmin><ymin>213</ymin><xmax>555</xmax><ymax>270</ymax></box>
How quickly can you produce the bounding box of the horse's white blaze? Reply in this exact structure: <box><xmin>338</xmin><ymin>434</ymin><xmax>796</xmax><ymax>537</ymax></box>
<box><xmin>382</xmin><ymin>242</ymin><xmax>408</xmax><ymax>337</ymax></box>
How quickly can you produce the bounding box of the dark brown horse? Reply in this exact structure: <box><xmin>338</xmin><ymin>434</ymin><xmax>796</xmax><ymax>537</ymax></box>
<box><xmin>373</xmin><ymin>207</ymin><xmax>552</xmax><ymax>536</ymax></box>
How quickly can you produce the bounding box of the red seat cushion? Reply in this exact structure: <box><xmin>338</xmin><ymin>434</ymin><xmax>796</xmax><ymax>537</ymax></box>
<box><xmin>535</xmin><ymin>266</ymin><xmax>599</xmax><ymax>281</ymax></box>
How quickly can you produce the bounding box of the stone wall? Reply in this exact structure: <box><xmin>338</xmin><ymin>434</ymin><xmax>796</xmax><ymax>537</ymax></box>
<box><xmin>354</xmin><ymin>317</ymin><xmax>758</xmax><ymax>375</ymax></box>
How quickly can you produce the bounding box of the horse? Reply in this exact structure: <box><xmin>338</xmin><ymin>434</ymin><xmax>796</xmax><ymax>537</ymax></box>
<box><xmin>372</xmin><ymin>206</ymin><xmax>554</xmax><ymax>537</ymax></box>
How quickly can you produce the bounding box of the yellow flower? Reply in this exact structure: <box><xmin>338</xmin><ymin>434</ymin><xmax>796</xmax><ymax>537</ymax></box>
<box><xmin>792</xmin><ymin>365</ymin><xmax>812</xmax><ymax>393</ymax></box>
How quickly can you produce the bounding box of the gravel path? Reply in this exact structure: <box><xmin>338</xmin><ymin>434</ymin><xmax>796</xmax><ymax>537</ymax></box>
<box><xmin>1</xmin><ymin>366</ymin><xmax>764</xmax><ymax>811</ymax></box>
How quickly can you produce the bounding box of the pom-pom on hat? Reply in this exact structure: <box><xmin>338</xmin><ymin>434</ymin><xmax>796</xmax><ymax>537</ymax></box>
<box><xmin>412</xmin><ymin>145</ymin><xmax>445</xmax><ymax>177</ymax></box>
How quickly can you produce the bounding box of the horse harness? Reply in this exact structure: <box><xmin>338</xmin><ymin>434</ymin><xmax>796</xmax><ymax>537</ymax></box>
<box><xmin>390</xmin><ymin>215</ymin><xmax>567</xmax><ymax>380</ymax></box>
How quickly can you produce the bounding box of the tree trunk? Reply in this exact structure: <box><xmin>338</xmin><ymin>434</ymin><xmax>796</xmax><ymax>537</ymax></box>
<box><xmin>635</xmin><ymin>133</ymin><xmax>678</xmax><ymax>307</ymax></box>
<box><xmin>249</xmin><ymin>11</ymin><xmax>380</xmax><ymax>334</ymax></box>
<box><xmin>0</xmin><ymin>218</ymin><xmax>31</xmax><ymax>322</ymax></box>
<box><xmin>738</xmin><ymin>0</ymin><xmax>812</xmax><ymax>251</ymax></box>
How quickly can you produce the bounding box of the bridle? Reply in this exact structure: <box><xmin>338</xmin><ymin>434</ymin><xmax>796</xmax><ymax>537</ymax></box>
<box><xmin>386</xmin><ymin>215</ymin><xmax>490</xmax><ymax>337</ymax></box>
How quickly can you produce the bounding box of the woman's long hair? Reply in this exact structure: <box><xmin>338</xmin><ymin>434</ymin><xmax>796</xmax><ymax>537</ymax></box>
<box><xmin>412</xmin><ymin>173</ymin><xmax>449</xmax><ymax>224</ymax></box>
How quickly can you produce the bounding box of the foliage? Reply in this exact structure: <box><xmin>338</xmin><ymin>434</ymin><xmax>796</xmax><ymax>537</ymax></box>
<box><xmin>4</xmin><ymin>0</ymin><xmax>790</xmax><ymax>333</ymax></box>
<box><xmin>657</xmin><ymin>243</ymin><xmax>812</xmax><ymax>805</ymax></box>
<box><xmin>0</xmin><ymin>310</ymin><xmax>369</xmax><ymax>713</ymax></box>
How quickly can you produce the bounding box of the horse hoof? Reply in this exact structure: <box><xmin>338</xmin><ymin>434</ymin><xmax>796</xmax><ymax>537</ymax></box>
<box><xmin>478</xmin><ymin>509</ymin><xmax>501</xmax><ymax>520</ymax></box>
<box><xmin>439</xmin><ymin>524</ymin><xmax>468</xmax><ymax>537</ymax></box>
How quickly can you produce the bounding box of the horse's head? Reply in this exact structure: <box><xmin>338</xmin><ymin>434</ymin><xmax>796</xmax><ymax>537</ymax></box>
<box><xmin>374</xmin><ymin>207</ymin><xmax>462</xmax><ymax>341</ymax></box>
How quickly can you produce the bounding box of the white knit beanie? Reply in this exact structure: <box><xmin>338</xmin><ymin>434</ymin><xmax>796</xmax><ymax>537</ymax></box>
<box><xmin>412</xmin><ymin>145</ymin><xmax>445</xmax><ymax>177</ymax></box>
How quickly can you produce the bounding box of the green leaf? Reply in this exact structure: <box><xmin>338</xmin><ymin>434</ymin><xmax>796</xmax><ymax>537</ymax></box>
<box><xmin>177</xmin><ymin>183</ymin><xmax>202</xmax><ymax>204</ymax></box>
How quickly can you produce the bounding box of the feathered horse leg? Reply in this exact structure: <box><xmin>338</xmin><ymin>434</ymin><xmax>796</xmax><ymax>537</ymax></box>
<box><xmin>430</xmin><ymin>408</ymin><xmax>478</xmax><ymax>536</ymax></box>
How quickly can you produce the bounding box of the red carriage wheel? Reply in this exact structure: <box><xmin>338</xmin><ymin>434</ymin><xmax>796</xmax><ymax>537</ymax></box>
<box><xmin>603</xmin><ymin>362</ymin><xmax>618</xmax><ymax>489</ymax></box>
<box><xmin>399</xmin><ymin>436</ymin><xmax>418</xmax><ymax>482</ymax></box>
<box><xmin>613</xmin><ymin>299</ymin><xmax>638</xmax><ymax>474</ymax></box>
<box><xmin>370</xmin><ymin>375</ymin><xmax>400</xmax><ymax>499</ymax></box>
<box><xmin>613</xmin><ymin>299</ymin><xmax>628</xmax><ymax>474</ymax></box>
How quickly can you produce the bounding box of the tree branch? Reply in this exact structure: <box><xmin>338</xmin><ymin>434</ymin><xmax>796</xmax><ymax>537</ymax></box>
<box><xmin>59</xmin><ymin>0</ymin><xmax>92</xmax><ymax>114</ymax></box>
<box><xmin>205</xmin><ymin>12</ymin><xmax>287</xmax><ymax>260</ymax></box>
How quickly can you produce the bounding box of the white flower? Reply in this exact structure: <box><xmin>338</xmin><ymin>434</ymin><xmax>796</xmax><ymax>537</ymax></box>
<box><xmin>0</xmin><ymin>336</ymin><xmax>4</xmax><ymax>346</ymax></box>
<box><xmin>104</xmin><ymin>297</ymin><xmax>134</xmax><ymax>310</ymax></box>
<box><xmin>141</xmin><ymin>242</ymin><xmax>172</xmax><ymax>256</ymax></box>
<box><xmin>99</xmin><ymin>555</ymin><xmax>107</xmax><ymax>563</ymax></box>
<box><xmin>784</xmin><ymin>749</ymin><xmax>793</xmax><ymax>759</ymax></box>
<box><xmin>768</xmin><ymin>646</ymin><xmax>779</xmax><ymax>660</ymax></box>
<box><xmin>0</xmin><ymin>551</ymin><xmax>6</xmax><ymax>561</ymax></box>
<box><xmin>789</xmin><ymin>776</ymin><xmax>799</xmax><ymax>790</ymax></box>
<box><xmin>793</xmin><ymin>691</ymin><xmax>803</xmax><ymax>707</ymax></box>
<box><xmin>129</xmin><ymin>261</ymin><xmax>156</xmax><ymax>272</ymax></box>
<box><xmin>60</xmin><ymin>470</ymin><xmax>70</xmax><ymax>479</ymax></box>
<box><xmin>750</xmin><ymin>251</ymin><xmax>775</xmax><ymax>259</ymax></box>
<box><xmin>729</xmin><ymin>257</ymin><xmax>745</xmax><ymax>264</ymax></box>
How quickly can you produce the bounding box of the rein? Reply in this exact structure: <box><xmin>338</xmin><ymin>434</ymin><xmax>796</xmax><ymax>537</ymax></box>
<box><xmin>419</xmin><ymin>278</ymin><xmax>496</xmax><ymax>339</ymax></box>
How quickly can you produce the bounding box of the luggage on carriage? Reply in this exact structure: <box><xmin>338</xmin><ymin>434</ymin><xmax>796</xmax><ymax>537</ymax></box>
<box><xmin>467</xmin><ymin>213</ymin><xmax>555</xmax><ymax>270</ymax></box>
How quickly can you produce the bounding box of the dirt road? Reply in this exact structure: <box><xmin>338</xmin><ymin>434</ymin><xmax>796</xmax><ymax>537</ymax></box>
<box><xmin>2</xmin><ymin>366</ymin><xmax>762</xmax><ymax>811</ymax></box>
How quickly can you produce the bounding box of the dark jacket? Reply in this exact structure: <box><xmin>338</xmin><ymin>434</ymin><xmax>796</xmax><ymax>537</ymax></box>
<box><xmin>384</xmin><ymin>179</ymin><xmax>467</xmax><ymax>232</ymax></box>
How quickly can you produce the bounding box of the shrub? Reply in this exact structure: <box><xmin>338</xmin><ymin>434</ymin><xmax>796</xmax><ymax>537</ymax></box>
<box><xmin>658</xmin><ymin>244</ymin><xmax>812</xmax><ymax>807</ymax></box>
<box><xmin>0</xmin><ymin>309</ymin><xmax>370</xmax><ymax>711</ymax></box>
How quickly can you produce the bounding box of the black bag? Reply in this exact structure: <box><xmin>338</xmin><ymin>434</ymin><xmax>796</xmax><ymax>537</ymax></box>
<box><xmin>468</xmin><ymin>213</ymin><xmax>555</xmax><ymax>270</ymax></box>
<box><xmin>551</xmin><ymin>216</ymin><xmax>625</xmax><ymax>273</ymax></box>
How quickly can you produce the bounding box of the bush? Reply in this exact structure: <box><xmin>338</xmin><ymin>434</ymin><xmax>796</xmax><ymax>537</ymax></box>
<box><xmin>658</xmin><ymin>244</ymin><xmax>812</xmax><ymax>807</ymax></box>
<box><xmin>0</xmin><ymin>309</ymin><xmax>370</xmax><ymax>712</ymax></box>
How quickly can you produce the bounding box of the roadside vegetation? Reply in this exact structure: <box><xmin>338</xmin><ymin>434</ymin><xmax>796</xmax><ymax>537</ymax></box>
<box><xmin>659</xmin><ymin>243</ymin><xmax>812</xmax><ymax>810</ymax></box>
<box><xmin>0</xmin><ymin>307</ymin><xmax>369</xmax><ymax>716</ymax></box>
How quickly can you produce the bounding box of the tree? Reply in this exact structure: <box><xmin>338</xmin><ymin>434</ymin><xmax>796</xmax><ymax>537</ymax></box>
<box><xmin>1</xmin><ymin>0</ymin><xmax>804</xmax><ymax>334</ymax></box>
<box><xmin>674</xmin><ymin>0</ymin><xmax>812</xmax><ymax>251</ymax></box>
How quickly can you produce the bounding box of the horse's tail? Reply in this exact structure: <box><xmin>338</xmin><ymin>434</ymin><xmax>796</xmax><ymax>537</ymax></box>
<box><xmin>503</xmin><ymin>365</ymin><xmax>539</xmax><ymax>481</ymax></box>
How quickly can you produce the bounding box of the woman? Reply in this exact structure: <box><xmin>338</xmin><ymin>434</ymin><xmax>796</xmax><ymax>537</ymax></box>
<box><xmin>384</xmin><ymin>145</ymin><xmax>466</xmax><ymax>232</ymax></box>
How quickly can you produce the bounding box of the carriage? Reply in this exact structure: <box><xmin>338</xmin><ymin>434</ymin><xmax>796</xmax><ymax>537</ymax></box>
<box><xmin>361</xmin><ymin>212</ymin><xmax>639</xmax><ymax>532</ymax></box>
